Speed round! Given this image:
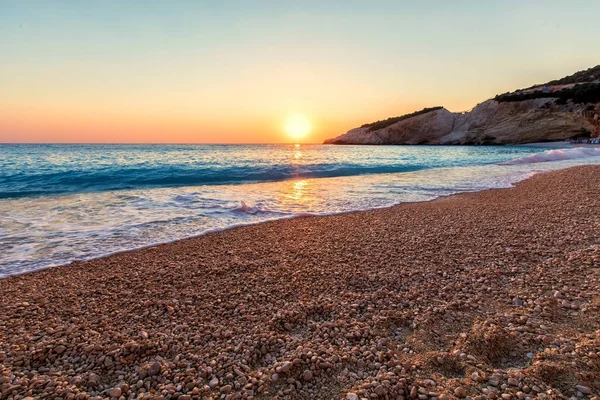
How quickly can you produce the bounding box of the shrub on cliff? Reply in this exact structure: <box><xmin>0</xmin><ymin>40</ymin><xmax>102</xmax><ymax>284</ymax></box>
<box><xmin>495</xmin><ymin>83</ymin><xmax>600</xmax><ymax>104</ymax></box>
<box><xmin>361</xmin><ymin>106</ymin><xmax>444</xmax><ymax>132</ymax></box>
<box><xmin>546</xmin><ymin>65</ymin><xmax>600</xmax><ymax>85</ymax></box>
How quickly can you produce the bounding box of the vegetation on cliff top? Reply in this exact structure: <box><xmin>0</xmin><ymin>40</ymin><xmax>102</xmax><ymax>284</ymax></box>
<box><xmin>361</xmin><ymin>106</ymin><xmax>443</xmax><ymax>132</ymax></box>
<box><xmin>494</xmin><ymin>82</ymin><xmax>600</xmax><ymax>104</ymax></box>
<box><xmin>545</xmin><ymin>65</ymin><xmax>600</xmax><ymax>86</ymax></box>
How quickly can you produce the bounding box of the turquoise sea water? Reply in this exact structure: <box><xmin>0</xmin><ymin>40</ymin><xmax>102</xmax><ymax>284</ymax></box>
<box><xmin>1</xmin><ymin>144</ymin><xmax>600</xmax><ymax>277</ymax></box>
<box><xmin>0</xmin><ymin>144</ymin><xmax>546</xmax><ymax>199</ymax></box>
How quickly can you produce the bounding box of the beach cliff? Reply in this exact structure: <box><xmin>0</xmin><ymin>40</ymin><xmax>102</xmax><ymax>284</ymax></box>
<box><xmin>325</xmin><ymin>66</ymin><xmax>600</xmax><ymax>145</ymax></box>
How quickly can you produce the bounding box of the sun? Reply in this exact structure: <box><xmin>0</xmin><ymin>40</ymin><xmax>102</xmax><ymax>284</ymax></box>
<box><xmin>284</xmin><ymin>113</ymin><xmax>311</xmax><ymax>141</ymax></box>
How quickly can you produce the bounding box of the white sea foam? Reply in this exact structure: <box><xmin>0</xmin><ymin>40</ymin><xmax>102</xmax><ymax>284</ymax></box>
<box><xmin>503</xmin><ymin>147</ymin><xmax>600</xmax><ymax>165</ymax></box>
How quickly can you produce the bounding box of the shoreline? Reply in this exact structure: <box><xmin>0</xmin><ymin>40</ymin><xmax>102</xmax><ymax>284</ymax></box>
<box><xmin>519</xmin><ymin>141</ymin><xmax>600</xmax><ymax>148</ymax></box>
<box><xmin>1</xmin><ymin>167</ymin><xmax>534</xmax><ymax>280</ymax></box>
<box><xmin>1</xmin><ymin>166</ymin><xmax>599</xmax><ymax>399</ymax></box>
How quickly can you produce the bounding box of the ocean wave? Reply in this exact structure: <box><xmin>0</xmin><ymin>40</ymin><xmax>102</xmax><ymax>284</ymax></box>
<box><xmin>502</xmin><ymin>147</ymin><xmax>600</xmax><ymax>165</ymax></box>
<box><xmin>0</xmin><ymin>164</ymin><xmax>427</xmax><ymax>199</ymax></box>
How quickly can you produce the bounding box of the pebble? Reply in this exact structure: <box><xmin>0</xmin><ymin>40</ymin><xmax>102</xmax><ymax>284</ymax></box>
<box><xmin>576</xmin><ymin>385</ymin><xmax>592</xmax><ymax>395</ymax></box>
<box><xmin>147</xmin><ymin>362</ymin><xmax>161</xmax><ymax>376</ymax></box>
<box><xmin>54</xmin><ymin>345</ymin><xmax>66</xmax><ymax>354</ymax></box>
<box><xmin>88</xmin><ymin>372</ymin><xmax>100</xmax><ymax>386</ymax></box>
<box><xmin>410</xmin><ymin>386</ymin><xmax>418</xmax><ymax>399</ymax></box>
<box><xmin>454</xmin><ymin>387</ymin><xmax>467</xmax><ymax>398</ymax></box>
<box><xmin>220</xmin><ymin>384</ymin><xmax>232</xmax><ymax>394</ymax></box>
<box><xmin>280</xmin><ymin>361</ymin><xmax>293</xmax><ymax>373</ymax></box>
<box><xmin>489</xmin><ymin>377</ymin><xmax>500</xmax><ymax>387</ymax></box>
<box><xmin>302</xmin><ymin>370</ymin><xmax>313</xmax><ymax>382</ymax></box>
<box><xmin>513</xmin><ymin>298</ymin><xmax>523</xmax><ymax>306</ymax></box>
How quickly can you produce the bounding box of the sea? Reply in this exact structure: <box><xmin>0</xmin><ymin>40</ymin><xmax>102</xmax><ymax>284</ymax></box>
<box><xmin>2</xmin><ymin>143</ymin><xmax>600</xmax><ymax>277</ymax></box>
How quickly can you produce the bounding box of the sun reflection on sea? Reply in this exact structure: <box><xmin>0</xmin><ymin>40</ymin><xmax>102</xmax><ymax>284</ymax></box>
<box><xmin>280</xmin><ymin>178</ymin><xmax>313</xmax><ymax>210</ymax></box>
<box><xmin>291</xmin><ymin>179</ymin><xmax>308</xmax><ymax>201</ymax></box>
<box><xmin>293</xmin><ymin>143</ymin><xmax>303</xmax><ymax>160</ymax></box>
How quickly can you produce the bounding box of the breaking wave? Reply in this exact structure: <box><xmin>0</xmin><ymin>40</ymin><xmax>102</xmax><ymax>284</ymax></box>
<box><xmin>502</xmin><ymin>147</ymin><xmax>600</xmax><ymax>165</ymax></box>
<box><xmin>0</xmin><ymin>164</ymin><xmax>428</xmax><ymax>199</ymax></box>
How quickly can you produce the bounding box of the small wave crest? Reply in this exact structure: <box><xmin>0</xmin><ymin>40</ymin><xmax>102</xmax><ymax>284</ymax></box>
<box><xmin>502</xmin><ymin>147</ymin><xmax>600</xmax><ymax>165</ymax></box>
<box><xmin>232</xmin><ymin>201</ymin><xmax>267</xmax><ymax>215</ymax></box>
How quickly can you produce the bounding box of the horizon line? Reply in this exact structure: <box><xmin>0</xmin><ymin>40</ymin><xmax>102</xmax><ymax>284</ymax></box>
<box><xmin>0</xmin><ymin>142</ymin><xmax>325</xmax><ymax>145</ymax></box>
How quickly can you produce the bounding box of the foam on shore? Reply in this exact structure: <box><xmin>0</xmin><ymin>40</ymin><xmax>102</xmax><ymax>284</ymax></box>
<box><xmin>503</xmin><ymin>147</ymin><xmax>600</xmax><ymax>165</ymax></box>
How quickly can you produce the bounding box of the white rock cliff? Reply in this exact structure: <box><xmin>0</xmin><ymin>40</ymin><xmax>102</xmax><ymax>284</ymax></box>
<box><xmin>325</xmin><ymin>99</ymin><xmax>596</xmax><ymax>145</ymax></box>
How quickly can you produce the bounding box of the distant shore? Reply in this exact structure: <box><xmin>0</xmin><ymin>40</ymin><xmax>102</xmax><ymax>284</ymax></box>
<box><xmin>1</xmin><ymin>166</ymin><xmax>599</xmax><ymax>399</ymax></box>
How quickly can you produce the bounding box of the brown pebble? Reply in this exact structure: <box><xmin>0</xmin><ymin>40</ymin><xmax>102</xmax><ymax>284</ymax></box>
<box><xmin>301</xmin><ymin>370</ymin><xmax>313</xmax><ymax>382</ymax></box>
<box><xmin>220</xmin><ymin>384</ymin><xmax>232</xmax><ymax>393</ymax></box>
<box><xmin>147</xmin><ymin>362</ymin><xmax>161</xmax><ymax>376</ymax></box>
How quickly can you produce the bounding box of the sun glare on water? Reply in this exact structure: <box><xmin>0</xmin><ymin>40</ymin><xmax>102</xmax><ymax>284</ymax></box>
<box><xmin>284</xmin><ymin>114</ymin><xmax>311</xmax><ymax>141</ymax></box>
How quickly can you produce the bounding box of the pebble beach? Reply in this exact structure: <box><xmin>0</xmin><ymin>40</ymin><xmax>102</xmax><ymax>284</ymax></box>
<box><xmin>1</xmin><ymin>165</ymin><xmax>599</xmax><ymax>400</ymax></box>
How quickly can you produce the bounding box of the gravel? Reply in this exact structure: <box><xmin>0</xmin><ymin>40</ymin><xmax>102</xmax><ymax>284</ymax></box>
<box><xmin>1</xmin><ymin>166</ymin><xmax>599</xmax><ymax>399</ymax></box>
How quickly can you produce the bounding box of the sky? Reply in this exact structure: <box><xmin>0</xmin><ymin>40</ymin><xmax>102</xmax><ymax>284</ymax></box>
<box><xmin>1</xmin><ymin>0</ymin><xmax>599</xmax><ymax>144</ymax></box>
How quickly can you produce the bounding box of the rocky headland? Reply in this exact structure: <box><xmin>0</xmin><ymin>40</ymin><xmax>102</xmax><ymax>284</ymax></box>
<box><xmin>325</xmin><ymin>66</ymin><xmax>600</xmax><ymax>145</ymax></box>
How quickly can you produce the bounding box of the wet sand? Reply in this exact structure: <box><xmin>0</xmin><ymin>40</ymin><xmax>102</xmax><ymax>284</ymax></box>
<box><xmin>1</xmin><ymin>166</ymin><xmax>599</xmax><ymax>400</ymax></box>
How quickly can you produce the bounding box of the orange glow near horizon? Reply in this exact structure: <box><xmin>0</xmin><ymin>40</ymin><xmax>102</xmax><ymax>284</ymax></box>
<box><xmin>0</xmin><ymin>100</ymin><xmax>477</xmax><ymax>144</ymax></box>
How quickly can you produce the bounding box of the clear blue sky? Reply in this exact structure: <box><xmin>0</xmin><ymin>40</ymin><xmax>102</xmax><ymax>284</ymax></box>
<box><xmin>1</xmin><ymin>0</ymin><xmax>599</xmax><ymax>143</ymax></box>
